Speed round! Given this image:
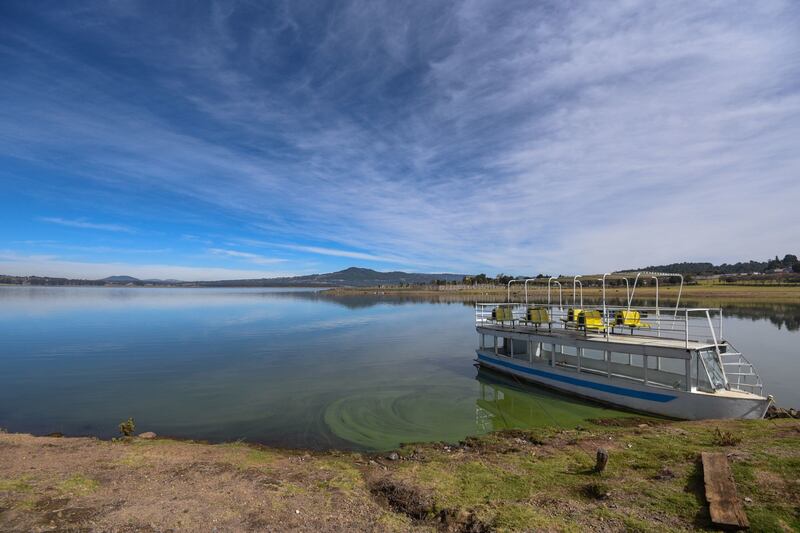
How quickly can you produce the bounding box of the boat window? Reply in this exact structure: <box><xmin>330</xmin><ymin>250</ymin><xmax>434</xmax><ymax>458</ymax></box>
<box><xmin>692</xmin><ymin>352</ymin><xmax>712</xmax><ymax>392</ymax></box>
<box><xmin>656</xmin><ymin>357</ymin><xmax>687</xmax><ymax>390</ymax></box>
<box><xmin>699</xmin><ymin>349</ymin><xmax>726</xmax><ymax>390</ymax></box>
<box><xmin>511</xmin><ymin>339</ymin><xmax>528</xmax><ymax>361</ymax></box>
<box><xmin>609</xmin><ymin>352</ymin><xmax>632</xmax><ymax>365</ymax></box>
<box><xmin>581</xmin><ymin>349</ymin><xmax>605</xmax><ymax>362</ymax></box>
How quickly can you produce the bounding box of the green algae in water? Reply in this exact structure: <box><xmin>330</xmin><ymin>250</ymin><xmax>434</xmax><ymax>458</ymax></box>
<box><xmin>324</xmin><ymin>371</ymin><xmax>635</xmax><ymax>450</ymax></box>
<box><xmin>324</xmin><ymin>387</ymin><xmax>479</xmax><ymax>451</ymax></box>
<box><xmin>473</xmin><ymin>373</ymin><xmax>637</xmax><ymax>430</ymax></box>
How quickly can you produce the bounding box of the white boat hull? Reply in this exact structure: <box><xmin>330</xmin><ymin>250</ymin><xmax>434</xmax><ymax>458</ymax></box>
<box><xmin>476</xmin><ymin>350</ymin><xmax>770</xmax><ymax>420</ymax></box>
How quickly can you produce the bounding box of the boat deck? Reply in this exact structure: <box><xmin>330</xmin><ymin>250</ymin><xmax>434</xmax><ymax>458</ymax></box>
<box><xmin>477</xmin><ymin>322</ymin><xmax>715</xmax><ymax>352</ymax></box>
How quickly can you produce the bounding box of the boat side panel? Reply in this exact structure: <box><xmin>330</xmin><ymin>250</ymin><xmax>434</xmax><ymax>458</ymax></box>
<box><xmin>476</xmin><ymin>350</ymin><xmax>768</xmax><ymax>420</ymax></box>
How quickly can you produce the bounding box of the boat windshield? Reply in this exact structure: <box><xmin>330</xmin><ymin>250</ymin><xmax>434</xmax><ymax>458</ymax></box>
<box><xmin>699</xmin><ymin>348</ymin><xmax>726</xmax><ymax>390</ymax></box>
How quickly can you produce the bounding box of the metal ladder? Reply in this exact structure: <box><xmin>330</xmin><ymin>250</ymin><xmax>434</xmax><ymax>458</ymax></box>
<box><xmin>718</xmin><ymin>341</ymin><xmax>763</xmax><ymax>395</ymax></box>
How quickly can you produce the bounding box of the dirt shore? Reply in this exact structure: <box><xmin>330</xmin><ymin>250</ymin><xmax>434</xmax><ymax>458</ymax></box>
<box><xmin>1</xmin><ymin>419</ymin><xmax>798</xmax><ymax>532</ymax></box>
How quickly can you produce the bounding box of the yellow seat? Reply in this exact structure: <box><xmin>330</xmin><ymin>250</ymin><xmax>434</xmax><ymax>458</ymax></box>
<box><xmin>579</xmin><ymin>310</ymin><xmax>606</xmax><ymax>331</ymax></box>
<box><xmin>492</xmin><ymin>307</ymin><xmax>513</xmax><ymax>322</ymax></box>
<box><xmin>561</xmin><ymin>308</ymin><xmax>583</xmax><ymax>328</ymax></box>
<box><xmin>568</xmin><ymin>308</ymin><xmax>583</xmax><ymax>322</ymax></box>
<box><xmin>524</xmin><ymin>307</ymin><xmax>551</xmax><ymax>330</ymax></box>
<box><xmin>614</xmin><ymin>310</ymin><xmax>650</xmax><ymax>329</ymax></box>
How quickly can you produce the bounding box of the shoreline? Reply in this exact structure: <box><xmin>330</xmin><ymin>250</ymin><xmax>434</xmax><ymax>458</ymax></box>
<box><xmin>1</xmin><ymin>419</ymin><xmax>797</xmax><ymax>531</ymax></box>
<box><xmin>323</xmin><ymin>284</ymin><xmax>800</xmax><ymax>302</ymax></box>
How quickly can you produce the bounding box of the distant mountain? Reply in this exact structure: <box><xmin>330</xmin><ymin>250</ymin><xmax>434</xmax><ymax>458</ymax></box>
<box><xmin>0</xmin><ymin>267</ymin><xmax>464</xmax><ymax>287</ymax></box>
<box><xmin>194</xmin><ymin>267</ymin><xmax>465</xmax><ymax>287</ymax></box>
<box><xmin>101</xmin><ymin>275</ymin><xmax>141</xmax><ymax>283</ymax></box>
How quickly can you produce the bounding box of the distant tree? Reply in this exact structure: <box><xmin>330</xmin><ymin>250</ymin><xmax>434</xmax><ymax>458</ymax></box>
<box><xmin>767</xmin><ymin>255</ymin><xmax>781</xmax><ymax>270</ymax></box>
<box><xmin>495</xmin><ymin>273</ymin><xmax>513</xmax><ymax>285</ymax></box>
<box><xmin>793</xmin><ymin>262</ymin><xmax>800</xmax><ymax>273</ymax></box>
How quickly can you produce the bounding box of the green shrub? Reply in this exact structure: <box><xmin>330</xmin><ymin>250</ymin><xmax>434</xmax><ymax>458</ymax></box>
<box><xmin>711</xmin><ymin>427</ymin><xmax>741</xmax><ymax>446</ymax></box>
<box><xmin>118</xmin><ymin>417</ymin><xmax>136</xmax><ymax>437</ymax></box>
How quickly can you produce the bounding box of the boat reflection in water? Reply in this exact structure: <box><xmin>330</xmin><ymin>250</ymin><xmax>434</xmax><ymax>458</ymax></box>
<box><xmin>473</xmin><ymin>367</ymin><xmax>636</xmax><ymax>433</ymax></box>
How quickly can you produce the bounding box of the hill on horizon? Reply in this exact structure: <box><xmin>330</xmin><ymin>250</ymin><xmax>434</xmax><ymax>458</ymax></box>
<box><xmin>193</xmin><ymin>267</ymin><xmax>465</xmax><ymax>287</ymax></box>
<box><xmin>0</xmin><ymin>267</ymin><xmax>465</xmax><ymax>287</ymax></box>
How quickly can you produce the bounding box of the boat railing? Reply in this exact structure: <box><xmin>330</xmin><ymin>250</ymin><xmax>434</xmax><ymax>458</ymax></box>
<box><xmin>717</xmin><ymin>341</ymin><xmax>764</xmax><ymax>395</ymax></box>
<box><xmin>475</xmin><ymin>302</ymin><xmax>724</xmax><ymax>347</ymax></box>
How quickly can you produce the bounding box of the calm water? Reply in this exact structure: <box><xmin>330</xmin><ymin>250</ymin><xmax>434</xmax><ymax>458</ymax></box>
<box><xmin>0</xmin><ymin>287</ymin><xmax>798</xmax><ymax>450</ymax></box>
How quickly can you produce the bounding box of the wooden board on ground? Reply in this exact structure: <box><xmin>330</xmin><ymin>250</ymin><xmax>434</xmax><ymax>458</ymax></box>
<box><xmin>701</xmin><ymin>451</ymin><xmax>749</xmax><ymax>530</ymax></box>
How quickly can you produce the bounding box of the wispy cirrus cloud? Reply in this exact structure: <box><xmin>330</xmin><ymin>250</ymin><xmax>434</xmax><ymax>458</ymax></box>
<box><xmin>282</xmin><ymin>245</ymin><xmax>398</xmax><ymax>264</ymax></box>
<box><xmin>208</xmin><ymin>248</ymin><xmax>286</xmax><ymax>265</ymax></box>
<box><xmin>236</xmin><ymin>239</ymin><xmax>408</xmax><ymax>265</ymax></box>
<box><xmin>1</xmin><ymin>1</ymin><xmax>798</xmax><ymax>276</ymax></box>
<box><xmin>0</xmin><ymin>251</ymin><xmax>291</xmax><ymax>281</ymax></box>
<box><xmin>39</xmin><ymin>217</ymin><xmax>135</xmax><ymax>234</ymax></box>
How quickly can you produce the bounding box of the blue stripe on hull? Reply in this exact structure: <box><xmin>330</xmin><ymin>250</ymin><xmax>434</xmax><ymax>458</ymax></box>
<box><xmin>477</xmin><ymin>353</ymin><xmax>677</xmax><ymax>403</ymax></box>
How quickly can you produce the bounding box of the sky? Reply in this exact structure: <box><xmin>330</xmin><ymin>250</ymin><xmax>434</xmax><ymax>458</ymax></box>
<box><xmin>1</xmin><ymin>1</ymin><xmax>799</xmax><ymax>280</ymax></box>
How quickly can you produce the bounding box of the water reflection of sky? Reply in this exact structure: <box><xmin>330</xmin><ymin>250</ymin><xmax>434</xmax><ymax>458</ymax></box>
<box><xmin>0</xmin><ymin>287</ymin><xmax>797</xmax><ymax>450</ymax></box>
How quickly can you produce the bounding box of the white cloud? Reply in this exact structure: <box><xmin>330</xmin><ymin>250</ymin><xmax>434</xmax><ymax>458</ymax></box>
<box><xmin>0</xmin><ymin>252</ymin><xmax>291</xmax><ymax>281</ymax></box>
<box><xmin>238</xmin><ymin>239</ymin><xmax>406</xmax><ymax>264</ymax></box>
<box><xmin>39</xmin><ymin>217</ymin><xmax>135</xmax><ymax>233</ymax></box>
<box><xmin>208</xmin><ymin>248</ymin><xmax>286</xmax><ymax>265</ymax></box>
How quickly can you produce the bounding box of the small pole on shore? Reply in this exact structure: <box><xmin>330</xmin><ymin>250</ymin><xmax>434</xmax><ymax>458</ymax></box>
<box><xmin>595</xmin><ymin>448</ymin><xmax>609</xmax><ymax>473</ymax></box>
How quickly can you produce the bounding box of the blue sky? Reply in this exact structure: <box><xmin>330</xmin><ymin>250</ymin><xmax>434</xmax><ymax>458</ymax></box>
<box><xmin>1</xmin><ymin>1</ymin><xmax>799</xmax><ymax>280</ymax></box>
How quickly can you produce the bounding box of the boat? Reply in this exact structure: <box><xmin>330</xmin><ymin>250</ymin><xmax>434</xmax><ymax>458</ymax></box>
<box><xmin>474</xmin><ymin>272</ymin><xmax>771</xmax><ymax>420</ymax></box>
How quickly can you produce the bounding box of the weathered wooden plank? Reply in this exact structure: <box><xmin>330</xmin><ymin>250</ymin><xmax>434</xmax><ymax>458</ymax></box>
<box><xmin>701</xmin><ymin>452</ymin><xmax>750</xmax><ymax>530</ymax></box>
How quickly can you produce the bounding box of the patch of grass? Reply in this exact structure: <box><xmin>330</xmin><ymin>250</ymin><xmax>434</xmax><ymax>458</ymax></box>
<box><xmin>492</xmin><ymin>503</ymin><xmax>561</xmax><ymax>532</ymax></box>
<box><xmin>116</xmin><ymin>451</ymin><xmax>149</xmax><ymax>468</ymax></box>
<box><xmin>315</xmin><ymin>459</ymin><xmax>363</xmax><ymax>492</ymax></box>
<box><xmin>15</xmin><ymin>495</ymin><xmax>38</xmax><ymax>510</ymax></box>
<box><xmin>219</xmin><ymin>442</ymin><xmax>278</xmax><ymax>469</ymax></box>
<box><xmin>621</xmin><ymin>514</ymin><xmax>654</xmax><ymax>532</ymax></box>
<box><xmin>130</xmin><ymin>436</ymin><xmax>184</xmax><ymax>447</ymax></box>
<box><xmin>745</xmin><ymin>506</ymin><xmax>800</xmax><ymax>532</ymax></box>
<box><xmin>57</xmin><ymin>474</ymin><xmax>99</xmax><ymax>496</ymax></box>
<box><xmin>244</xmin><ymin>449</ymin><xmax>278</xmax><ymax>466</ymax></box>
<box><xmin>277</xmin><ymin>482</ymin><xmax>306</xmax><ymax>496</ymax></box>
<box><xmin>375</xmin><ymin>510</ymin><xmax>413</xmax><ymax>532</ymax></box>
<box><xmin>579</xmin><ymin>482</ymin><xmax>610</xmax><ymax>500</ymax></box>
<box><xmin>0</xmin><ymin>476</ymin><xmax>33</xmax><ymax>493</ymax></box>
<box><xmin>449</xmin><ymin>461</ymin><xmax>530</xmax><ymax>507</ymax></box>
<box><xmin>645</xmin><ymin>480</ymin><xmax>700</xmax><ymax>523</ymax></box>
<box><xmin>730</xmin><ymin>461</ymin><xmax>756</xmax><ymax>484</ymax></box>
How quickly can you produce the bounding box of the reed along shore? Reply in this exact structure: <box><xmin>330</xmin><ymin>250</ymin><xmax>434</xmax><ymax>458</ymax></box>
<box><xmin>325</xmin><ymin>283</ymin><xmax>800</xmax><ymax>303</ymax></box>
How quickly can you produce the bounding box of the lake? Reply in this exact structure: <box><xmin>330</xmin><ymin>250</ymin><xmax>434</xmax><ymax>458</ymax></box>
<box><xmin>0</xmin><ymin>287</ymin><xmax>797</xmax><ymax>451</ymax></box>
